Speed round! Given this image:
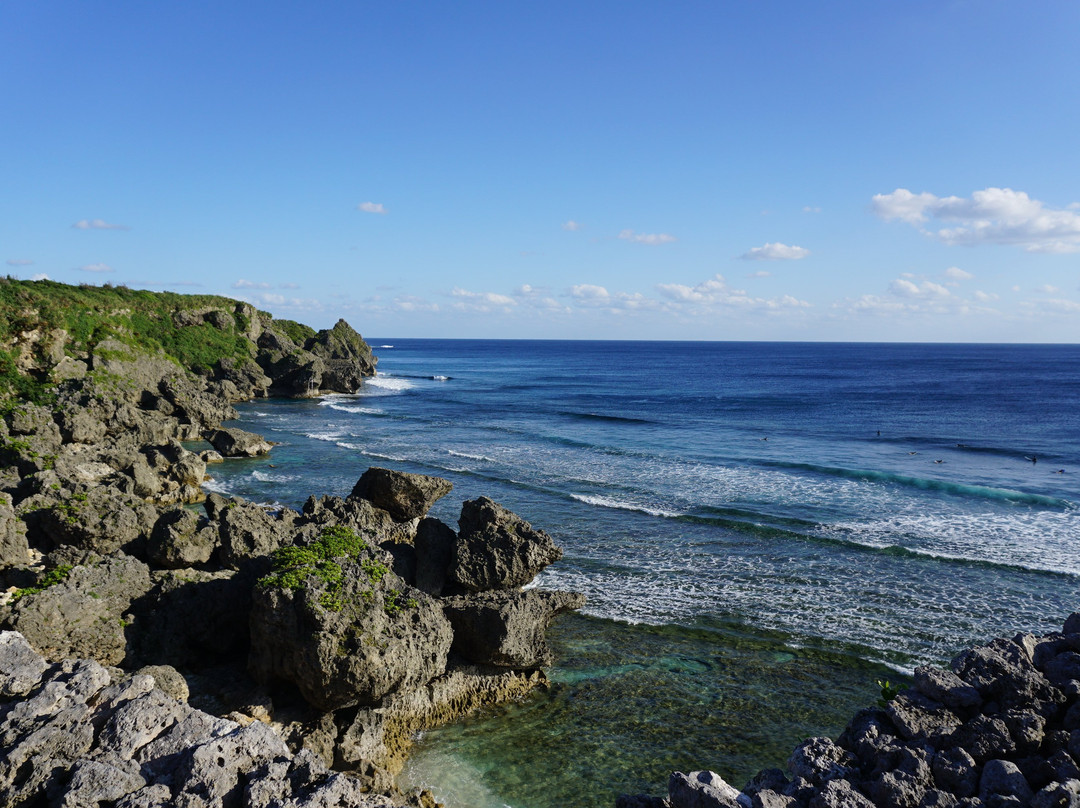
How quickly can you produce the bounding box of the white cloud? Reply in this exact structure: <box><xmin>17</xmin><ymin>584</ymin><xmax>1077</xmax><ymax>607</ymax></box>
<box><xmin>943</xmin><ymin>266</ymin><xmax>974</xmax><ymax>281</ymax></box>
<box><xmin>31</xmin><ymin>273</ymin><xmax>50</xmax><ymax>281</ymax></box>
<box><xmin>1034</xmin><ymin>298</ymin><xmax>1080</xmax><ymax>313</ymax></box>
<box><xmin>803</xmin><ymin>206</ymin><xmax>822</xmax><ymax>214</ymax></box>
<box><xmin>973</xmin><ymin>290</ymin><xmax>998</xmax><ymax>302</ymax></box>
<box><xmin>232</xmin><ymin>279</ymin><xmax>273</xmax><ymax>290</ymax></box>
<box><xmin>357</xmin><ymin>202</ymin><xmax>386</xmax><ymax>214</ymax></box>
<box><xmin>280</xmin><ymin>282</ymin><xmax>300</xmax><ymax>289</ymax></box>
<box><xmin>739</xmin><ymin>242</ymin><xmax>810</xmax><ymax>261</ymax></box>
<box><xmin>618</xmin><ymin>229</ymin><xmax>676</xmax><ymax>246</ymax></box>
<box><xmin>449</xmin><ymin>287</ymin><xmax>518</xmax><ymax>312</ymax></box>
<box><xmin>749</xmin><ymin>270</ymin><xmax>772</xmax><ymax>278</ymax></box>
<box><xmin>6</xmin><ymin>259</ymin><xmax>33</xmax><ymax>266</ymax></box>
<box><xmin>78</xmin><ymin>263</ymin><xmax>114</xmax><ymax>273</ymax></box>
<box><xmin>872</xmin><ymin>187</ymin><xmax>1080</xmax><ymax>253</ymax></box>
<box><xmin>248</xmin><ymin>292</ymin><xmax>324</xmax><ymax>311</ymax></box>
<box><xmin>889</xmin><ymin>278</ymin><xmax>951</xmax><ymax>299</ymax></box>
<box><xmin>73</xmin><ymin>219</ymin><xmax>129</xmax><ymax>230</ymax></box>
<box><xmin>570</xmin><ymin>284</ymin><xmax>610</xmax><ymax>300</ymax></box>
<box><xmin>1036</xmin><ymin>284</ymin><xmax>1060</xmax><ymax>294</ymax></box>
<box><xmin>656</xmin><ymin>274</ymin><xmax>810</xmax><ymax>311</ymax></box>
<box><xmin>562</xmin><ymin>220</ymin><xmax>582</xmax><ymax>231</ymax></box>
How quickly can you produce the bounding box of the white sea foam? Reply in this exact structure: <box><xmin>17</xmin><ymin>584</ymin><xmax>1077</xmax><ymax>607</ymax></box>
<box><xmin>570</xmin><ymin>493</ymin><xmax>682</xmax><ymax>519</ymax></box>
<box><xmin>202</xmin><ymin>477</ymin><xmax>232</xmax><ymax>494</ymax></box>
<box><xmin>252</xmin><ymin>471</ymin><xmax>298</xmax><ymax>483</ymax></box>
<box><xmin>379</xmin><ymin>344</ymin><xmax>394</xmax><ymax>348</ymax></box>
<box><xmin>304</xmin><ymin>431</ymin><xmax>344</xmax><ymax>442</ymax></box>
<box><xmin>447</xmin><ymin>449</ymin><xmax>496</xmax><ymax>463</ymax></box>
<box><xmin>364</xmin><ymin>376</ymin><xmax>414</xmax><ymax>393</ymax></box>
<box><xmin>320</xmin><ymin>401</ymin><xmax>383</xmax><ymax>415</ymax></box>
<box><xmin>335</xmin><ymin>442</ymin><xmax>407</xmax><ymax>462</ymax></box>
<box><xmin>432</xmin><ymin>375</ymin><xmax>450</xmax><ymax>381</ymax></box>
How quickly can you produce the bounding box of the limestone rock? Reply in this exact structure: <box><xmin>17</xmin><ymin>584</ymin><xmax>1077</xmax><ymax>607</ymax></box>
<box><xmin>449</xmin><ymin>497</ymin><xmax>563</xmax><ymax>592</ymax></box>
<box><xmin>3</xmin><ymin>555</ymin><xmax>152</xmax><ymax>666</ymax></box>
<box><xmin>148</xmin><ymin>508</ymin><xmax>217</xmax><ymax>569</ymax></box>
<box><xmin>0</xmin><ymin>492</ymin><xmax>30</xmax><ymax>568</ymax></box>
<box><xmin>249</xmin><ymin>557</ymin><xmax>452</xmax><ymax>711</ymax></box>
<box><xmin>349</xmin><ymin>467</ymin><xmax>453</xmax><ymax>522</ymax></box>
<box><xmin>202</xmin><ymin>427</ymin><xmax>273</xmax><ymax>457</ymax></box>
<box><xmin>669</xmin><ymin>771</ymin><xmax>742</xmax><ymax>808</ymax></box>
<box><xmin>443</xmin><ymin>588</ymin><xmax>586</xmax><ymax>668</ymax></box>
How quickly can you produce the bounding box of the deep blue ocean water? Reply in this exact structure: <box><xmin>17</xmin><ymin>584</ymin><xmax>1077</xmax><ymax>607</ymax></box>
<box><xmin>206</xmin><ymin>340</ymin><xmax>1080</xmax><ymax>808</ymax></box>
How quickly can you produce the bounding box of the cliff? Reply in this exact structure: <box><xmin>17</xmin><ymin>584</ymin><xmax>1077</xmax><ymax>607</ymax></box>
<box><xmin>0</xmin><ymin>278</ymin><xmax>376</xmax><ymax>405</ymax></box>
<box><xmin>0</xmin><ymin>279</ymin><xmax>585</xmax><ymax>807</ymax></box>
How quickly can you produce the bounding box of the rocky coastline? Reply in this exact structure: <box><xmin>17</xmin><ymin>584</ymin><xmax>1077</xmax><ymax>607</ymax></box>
<box><xmin>2</xmin><ymin>280</ymin><xmax>1077</xmax><ymax>808</ymax></box>
<box><xmin>0</xmin><ymin>284</ymin><xmax>585</xmax><ymax>806</ymax></box>
<box><xmin>620</xmin><ymin>617</ymin><xmax>1080</xmax><ymax>808</ymax></box>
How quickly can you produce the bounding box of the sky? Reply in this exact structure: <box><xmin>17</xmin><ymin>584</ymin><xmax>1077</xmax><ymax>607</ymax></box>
<box><xmin>3</xmin><ymin>1</ymin><xmax>1079</xmax><ymax>342</ymax></box>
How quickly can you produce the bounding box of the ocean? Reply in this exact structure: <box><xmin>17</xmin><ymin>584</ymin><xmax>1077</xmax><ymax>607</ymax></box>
<box><xmin>204</xmin><ymin>340</ymin><xmax>1080</xmax><ymax>808</ymax></box>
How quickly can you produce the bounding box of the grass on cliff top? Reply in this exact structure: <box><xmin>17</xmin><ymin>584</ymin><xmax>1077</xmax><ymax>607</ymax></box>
<box><xmin>0</xmin><ymin>278</ymin><xmax>281</xmax><ymax>402</ymax></box>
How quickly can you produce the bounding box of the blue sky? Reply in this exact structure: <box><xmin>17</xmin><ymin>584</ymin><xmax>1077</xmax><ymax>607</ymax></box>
<box><xmin>3</xmin><ymin>1</ymin><xmax>1079</xmax><ymax>342</ymax></box>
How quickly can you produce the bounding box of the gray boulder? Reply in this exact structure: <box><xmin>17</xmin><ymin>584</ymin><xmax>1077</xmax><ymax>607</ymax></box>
<box><xmin>915</xmin><ymin>665</ymin><xmax>983</xmax><ymax>711</ymax></box>
<box><xmin>788</xmin><ymin>737</ymin><xmax>858</xmax><ymax>786</ymax></box>
<box><xmin>301</xmin><ymin>494</ymin><xmax>416</xmax><ymax>546</ymax></box>
<box><xmin>669</xmin><ymin>771</ymin><xmax>743</xmax><ymax>808</ymax></box>
<box><xmin>449</xmin><ymin>497</ymin><xmax>563</xmax><ymax>591</ymax></box>
<box><xmin>349</xmin><ymin>467</ymin><xmax>453</xmax><ymax>522</ymax></box>
<box><xmin>0</xmin><ymin>630</ymin><xmax>49</xmax><ymax>697</ymax></box>
<box><xmin>442</xmin><ymin>588</ymin><xmax>586</xmax><ymax>668</ymax></box>
<box><xmin>148</xmin><ymin>508</ymin><xmax>217</xmax><ymax>569</ymax></box>
<box><xmin>202</xmin><ymin>427</ymin><xmax>273</xmax><ymax>457</ymax></box>
<box><xmin>32</xmin><ymin>485</ymin><xmax>158</xmax><ymax>561</ymax></box>
<box><xmin>249</xmin><ymin>553</ymin><xmax>452</xmax><ymax>711</ymax></box>
<box><xmin>980</xmin><ymin>760</ymin><xmax>1034</xmax><ymax>804</ymax></box>
<box><xmin>3</xmin><ymin>555</ymin><xmax>152</xmax><ymax>666</ymax></box>
<box><xmin>206</xmin><ymin>494</ymin><xmax>299</xmax><ymax>569</ymax></box>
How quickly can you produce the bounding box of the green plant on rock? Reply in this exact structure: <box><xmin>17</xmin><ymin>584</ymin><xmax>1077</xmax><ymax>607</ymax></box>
<box><xmin>258</xmin><ymin>525</ymin><xmax>379</xmax><ymax>612</ymax></box>
<box><xmin>12</xmin><ymin>565</ymin><xmax>73</xmax><ymax>601</ymax></box>
<box><xmin>876</xmin><ymin>679</ymin><xmax>903</xmax><ymax>707</ymax></box>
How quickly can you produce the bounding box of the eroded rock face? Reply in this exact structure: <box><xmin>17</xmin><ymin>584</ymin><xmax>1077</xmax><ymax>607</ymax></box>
<box><xmin>0</xmin><ymin>631</ymin><xmax>394</xmax><ymax>808</ymax></box>
<box><xmin>349</xmin><ymin>467</ymin><xmax>453</xmax><ymax>523</ymax></box>
<box><xmin>443</xmin><ymin>588</ymin><xmax>586</xmax><ymax>668</ymax></box>
<box><xmin>205</xmin><ymin>493</ymin><xmax>300</xmax><ymax>569</ymax></box>
<box><xmin>449</xmin><ymin>497</ymin><xmax>563</xmax><ymax>592</ymax></box>
<box><xmin>3</xmin><ymin>555</ymin><xmax>152</xmax><ymax>666</ymax></box>
<box><xmin>0</xmin><ymin>492</ymin><xmax>29</xmax><ymax>568</ymax></box>
<box><xmin>249</xmin><ymin>557</ymin><xmax>453</xmax><ymax>712</ymax></box>
<box><xmin>147</xmin><ymin>509</ymin><xmax>218</xmax><ymax>570</ymax></box>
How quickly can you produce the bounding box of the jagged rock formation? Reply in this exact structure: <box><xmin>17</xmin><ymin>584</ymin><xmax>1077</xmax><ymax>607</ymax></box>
<box><xmin>622</xmin><ymin>612</ymin><xmax>1080</xmax><ymax>808</ymax></box>
<box><xmin>0</xmin><ymin>283</ymin><xmax>584</xmax><ymax>806</ymax></box>
<box><xmin>0</xmin><ymin>282</ymin><xmax>584</xmax><ymax>806</ymax></box>
<box><xmin>0</xmin><ymin>630</ymin><xmax>396</xmax><ymax>808</ymax></box>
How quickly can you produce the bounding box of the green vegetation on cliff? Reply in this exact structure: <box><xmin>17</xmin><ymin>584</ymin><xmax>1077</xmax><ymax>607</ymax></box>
<box><xmin>0</xmin><ymin>278</ymin><xmax>376</xmax><ymax>406</ymax></box>
<box><xmin>0</xmin><ymin>278</ymin><xmax>260</xmax><ymax>385</ymax></box>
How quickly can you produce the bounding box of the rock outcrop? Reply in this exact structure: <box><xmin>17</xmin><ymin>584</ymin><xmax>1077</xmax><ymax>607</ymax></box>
<box><xmin>0</xmin><ymin>630</ymin><xmax>395</xmax><ymax>808</ymax></box>
<box><xmin>0</xmin><ymin>282</ymin><xmax>583</xmax><ymax>807</ymax></box>
<box><xmin>622</xmin><ymin>612</ymin><xmax>1080</xmax><ymax>808</ymax></box>
<box><xmin>449</xmin><ymin>496</ymin><xmax>564</xmax><ymax>592</ymax></box>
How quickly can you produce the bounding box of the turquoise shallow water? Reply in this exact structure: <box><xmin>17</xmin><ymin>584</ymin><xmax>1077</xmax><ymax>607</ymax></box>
<box><xmin>399</xmin><ymin>613</ymin><xmax>900</xmax><ymax>808</ymax></box>
<box><xmin>204</xmin><ymin>340</ymin><xmax>1080</xmax><ymax>808</ymax></box>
